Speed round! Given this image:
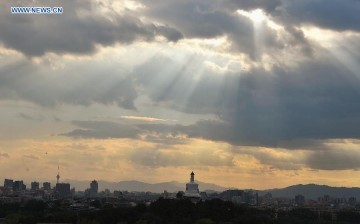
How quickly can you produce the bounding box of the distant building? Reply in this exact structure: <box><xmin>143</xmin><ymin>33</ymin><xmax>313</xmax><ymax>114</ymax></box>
<box><xmin>114</xmin><ymin>190</ymin><xmax>123</xmax><ymax>198</ymax></box>
<box><xmin>184</xmin><ymin>171</ymin><xmax>201</xmax><ymax>202</ymax></box>
<box><xmin>43</xmin><ymin>182</ymin><xmax>51</xmax><ymax>191</ymax></box>
<box><xmin>349</xmin><ymin>197</ymin><xmax>357</xmax><ymax>206</ymax></box>
<box><xmin>324</xmin><ymin>195</ymin><xmax>331</xmax><ymax>203</ymax></box>
<box><xmin>200</xmin><ymin>192</ymin><xmax>207</xmax><ymax>200</ymax></box>
<box><xmin>4</xmin><ymin>179</ymin><xmax>13</xmax><ymax>189</ymax></box>
<box><xmin>90</xmin><ymin>180</ymin><xmax>98</xmax><ymax>197</ymax></box>
<box><xmin>295</xmin><ymin>194</ymin><xmax>305</xmax><ymax>206</ymax></box>
<box><xmin>13</xmin><ymin>180</ymin><xmax>26</xmax><ymax>191</ymax></box>
<box><xmin>56</xmin><ymin>183</ymin><xmax>71</xmax><ymax>198</ymax></box>
<box><xmin>264</xmin><ymin>192</ymin><xmax>272</xmax><ymax>199</ymax></box>
<box><xmin>162</xmin><ymin>190</ymin><xmax>170</xmax><ymax>199</ymax></box>
<box><xmin>219</xmin><ymin>190</ymin><xmax>244</xmax><ymax>202</ymax></box>
<box><xmin>31</xmin><ymin>182</ymin><xmax>39</xmax><ymax>191</ymax></box>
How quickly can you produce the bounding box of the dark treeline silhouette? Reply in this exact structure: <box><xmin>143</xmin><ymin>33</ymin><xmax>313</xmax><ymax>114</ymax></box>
<box><xmin>1</xmin><ymin>198</ymin><xmax>360</xmax><ymax>224</ymax></box>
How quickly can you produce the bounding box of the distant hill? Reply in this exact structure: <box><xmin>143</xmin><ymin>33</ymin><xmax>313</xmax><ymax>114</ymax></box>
<box><xmin>63</xmin><ymin>179</ymin><xmax>226</xmax><ymax>193</ymax></box>
<box><xmin>259</xmin><ymin>184</ymin><xmax>360</xmax><ymax>200</ymax></box>
<box><xmin>39</xmin><ymin>180</ymin><xmax>360</xmax><ymax>199</ymax></box>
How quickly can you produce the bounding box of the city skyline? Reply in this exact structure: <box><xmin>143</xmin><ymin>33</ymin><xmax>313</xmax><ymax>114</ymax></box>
<box><xmin>1</xmin><ymin>0</ymin><xmax>360</xmax><ymax>190</ymax></box>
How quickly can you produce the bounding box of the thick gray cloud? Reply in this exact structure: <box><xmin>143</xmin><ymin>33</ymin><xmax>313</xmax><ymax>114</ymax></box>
<box><xmin>0</xmin><ymin>0</ymin><xmax>182</xmax><ymax>56</ymax></box>
<box><xmin>225</xmin><ymin>0</ymin><xmax>360</xmax><ymax>32</ymax></box>
<box><xmin>139</xmin><ymin>0</ymin><xmax>297</xmax><ymax>59</ymax></box>
<box><xmin>306</xmin><ymin>149</ymin><xmax>360</xmax><ymax>170</ymax></box>
<box><xmin>1</xmin><ymin>0</ymin><xmax>359</xmax><ymax>58</ymax></box>
<box><xmin>140</xmin><ymin>0</ymin><xmax>360</xmax><ymax>60</ymax></box>
<box><xmin>3</xmin><ymin>0</ymin><xmax>358</xmax><ymax>150</ymax></box>
<box><xmin>62</xmin><ymin>119</ymin><xmax>360</xmax><ymax>171</ymax></box>
<box><xmin>0</xmin><ymin>59</ymin><xmax>137</xmax><ymax>109</ymax></box>
<box><xmin>273</xmin><ymin>0</ymin><xmax>360</xmax><ymax>32</ymax></box>
<box><xmin>61</xmin><ymin>47</ymin><xmax>360</xmax><ymax>148</ymax></box>
<box><xmin>134</xmin><ymin>52</ymin><xmax>360</xmax><ymax>147</ymax></box>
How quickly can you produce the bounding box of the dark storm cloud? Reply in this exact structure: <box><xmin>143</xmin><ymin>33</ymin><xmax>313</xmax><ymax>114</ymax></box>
<box><xmin>0</xmin><ymin>0</ymin><xmax>182</xmax><ymax>56</ymax></box>
<box><xmin>306</xmin><ymin>149</ymin><xmax>360</xmax><ymax>170</ymax></box>
<box><xmin>226</xmin><ymin>0</ymin><xmax>360</xmax><ymax>32</ymax></box>
<box><xmin>225</xmin><ymin>0</ymin><xmax>360</xmax><ymax>32</ymax></box>
<box><xmin>1</xmin><ymin>0</ymin><xmax>358</xmax><ymax>57</ymax></box>
<box><xmin>274</xmin><ymin>0</ymin><xmax>360</xmax><ymax>32</ymax></box>
<box><xmin>59</xmin><ymin>47</ymin><xmax>360</xmax><ymax>148</ymax></box>
<box><xmin>134</xmin><ymin>53</ymin><xmax>360</xmax><ymax>147</ymax></box>
<box><xmin>142</xmin><ymin>0</ymin><xmax>360</xmax><ymax>60</ymax></box>
<box><xmin>0</xmin><ymin>59</ymin><xmax>138</xmax><ymax>109</ymax></box>
<box><xmin>139</xmin><ymin>0</ymin><xmax>292</xmax><ymax>59</ymax></box>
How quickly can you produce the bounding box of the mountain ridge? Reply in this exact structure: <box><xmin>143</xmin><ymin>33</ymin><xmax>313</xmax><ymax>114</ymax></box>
<box><xmin>59</xmin><ymin>181</ymin><xmax>360</xmax><ymax>199</ymax></box>
<box><xmin>258</xmin><ymin>184</ymin><xmax>360</xmax><ymax>200</ymax></box>
<box><xmin>63</xmin><ymin>179</ymin><xmax>227</xmax><ymax>193</ymax></box>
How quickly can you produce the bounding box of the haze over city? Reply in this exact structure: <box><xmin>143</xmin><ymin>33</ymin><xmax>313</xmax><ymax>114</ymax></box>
<box><xmin>1</xmin><ymin>0</ymin><xmax>360</xmax><ymax>190</ymax></box>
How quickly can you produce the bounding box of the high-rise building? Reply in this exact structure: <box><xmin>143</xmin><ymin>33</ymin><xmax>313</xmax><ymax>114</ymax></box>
<box><xmin>56</xmin><ymin>165</ymin><xmax>60</xmax><ymax>184</ymax></box>
<box><xmin>31</xmin><ymin>182</ymin><xmax>39</xmax><ymax>191</ymax></box>
<box><xmin>13</xmin><ymin>180</ymin><xmax>26</xmax><ymax>191</ymax></box>
<box><xmin>43</xmin><ymin>182</ymin><xmax>51</xmax><ymax>191</ymax></box>
<box><xmin>56</xmin><ymin>183</ymin><xmax>71</xmax><ymax>198</ymax></box>
<box><xmin>349</xmin><ymin>197</ymin><xmax>357</xmax><ymax>206</ymax></box>
<box><xmin>4</xmin><ymin>179</ymin><xmax>13</xmax><ymax>189</ymax></box>
<box><xmin>295</xmin><ymin>194</ymin><xmax>305</xmax><ymax>206</ymax></box>
<box><xmin>90</xmin><ymin>180</ymin><xmax>98</xmax><ymax>197</ymax></box>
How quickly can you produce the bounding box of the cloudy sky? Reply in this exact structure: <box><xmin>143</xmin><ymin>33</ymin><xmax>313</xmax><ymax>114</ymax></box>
<box><xmin>1</xmin><ymin>0</ymin><xmax>360</xmax><ymax>189</ymax></box>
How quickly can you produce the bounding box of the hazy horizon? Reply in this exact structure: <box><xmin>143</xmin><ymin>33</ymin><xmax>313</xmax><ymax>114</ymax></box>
<box><xmin>1</xmin><ymin>0</ymin><xmax>360</xmax><ymax>190</ymax></box>
<box><xmin>6</xmin><ymin>177</ymin><xmax>360</xmax><ymax>193</ymax></box>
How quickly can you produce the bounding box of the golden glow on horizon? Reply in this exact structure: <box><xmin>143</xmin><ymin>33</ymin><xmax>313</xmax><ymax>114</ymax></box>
<box><xmin>1</xmin><ymin>138</ymin><xmax>360</xmax><ymax>189</ymax></box>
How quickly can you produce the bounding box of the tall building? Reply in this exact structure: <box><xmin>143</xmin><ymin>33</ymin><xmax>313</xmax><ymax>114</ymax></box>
<box><xmin>56</xmin><ymin>183</ymin><xmax>71</xmax><ymax>198</ymax></box>
<box><xmin>184</xmin><ymin>171</ymin><xmax>201</xmax><ymax>201</ymax></box>
<box><xmin>56</xmin><ymin>165</ymin><xmax>60</xmax><ymax>184</ymax></box>
<box><xmin>31</xmin><ymin>182</ymin><xmax>39</xmax><ymax>191</ymax></box>
<box><xmin>295</xmin><ymin>194</ymin><xmax>305</xmax><ymax>206</ymax></box>
<box><xmin>54</xmin><ymin>165</ymin><xmax>71</xmax><ymax>198</ymax></box>
<box><xmin>13</xmin><ymin>180</ymin><xmax>26</xmax><ymax>191</ymax></box>
<box><xmin>349</xmin><ymin>197</ymin><xmax>357</xmax><ymax>206</ymax></box>
<box><xmin>4</xmin><ymin>179</ymin><xmax>13</xmax><ymax>189</ymax></box>
<box><xmin>43</xmin><ymin>182</ymin><xmax>51</xmax><ymax>191</ymax></box>
<box><xmin>90</xmin><ymin>180</ymin><xmax>98</xmax><ymax>197</ymax></box>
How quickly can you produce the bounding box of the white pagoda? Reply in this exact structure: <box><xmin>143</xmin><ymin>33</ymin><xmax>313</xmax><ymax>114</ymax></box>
<box><xmin>184</xmin><ymin>171</ymin><xmax>201</xmax><ymax>201</ymax></box>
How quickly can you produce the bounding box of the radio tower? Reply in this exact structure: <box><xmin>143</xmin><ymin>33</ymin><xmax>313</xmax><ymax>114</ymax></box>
<box><xmin>56</xmin><ymin>165</ymin><xmax>60</xmax><ymax>184</ymax></box>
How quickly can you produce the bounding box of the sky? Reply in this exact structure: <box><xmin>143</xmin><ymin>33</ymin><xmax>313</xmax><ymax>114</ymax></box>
<box><xmin>1</xmin><ymin>0</ymin><xmax>360</xmax><ymax>190</ymax></box>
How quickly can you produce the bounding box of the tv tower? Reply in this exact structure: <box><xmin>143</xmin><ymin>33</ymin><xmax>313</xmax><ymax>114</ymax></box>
<box><xmin>56</xmin><ymin>165</ymin><xmax>60</xmax><ymax>184</ymax></box>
